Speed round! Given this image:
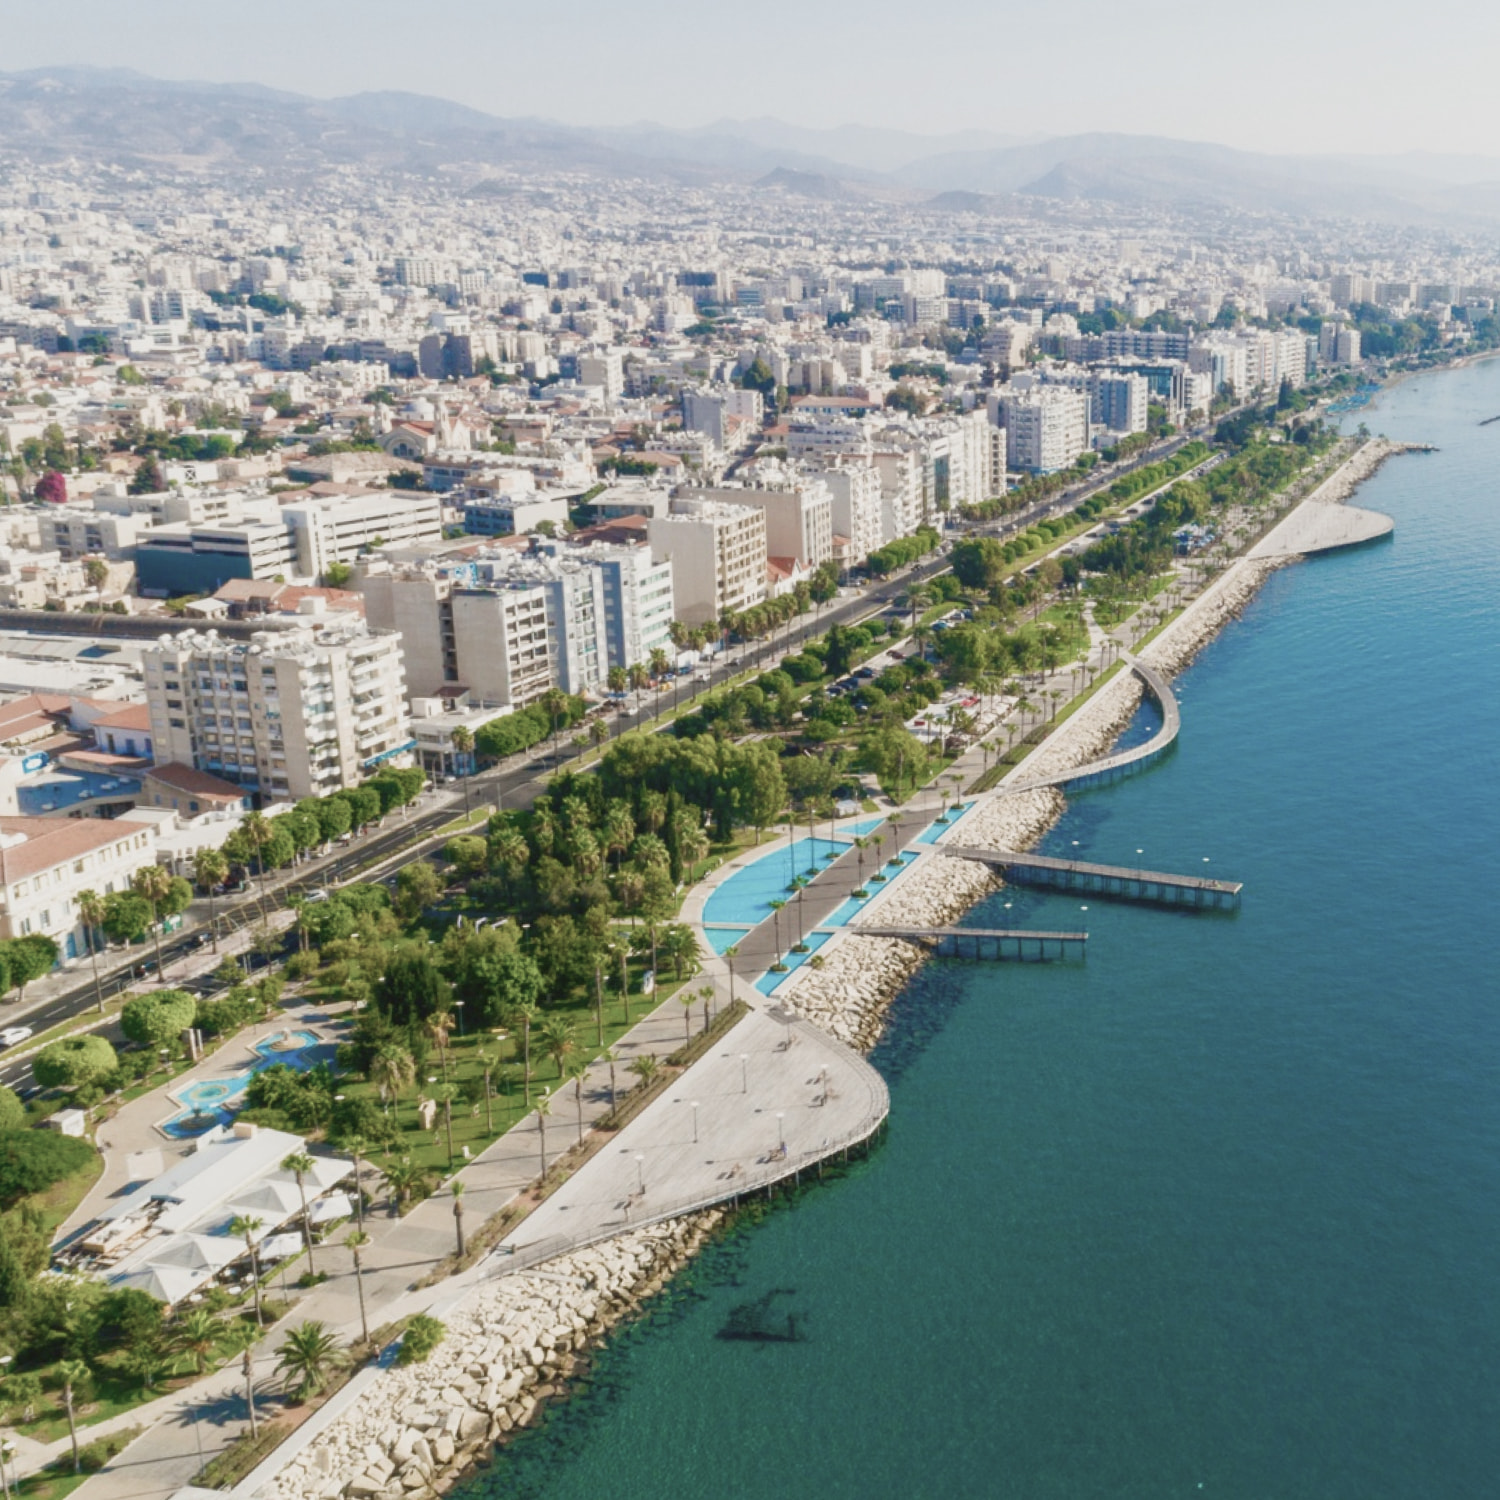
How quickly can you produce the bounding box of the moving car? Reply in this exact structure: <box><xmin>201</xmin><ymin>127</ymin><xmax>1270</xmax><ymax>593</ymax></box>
<box><xmin>1</xmin><ymin>1026</ymin><xmax>35</xmax><ymax>1049</ymax></box>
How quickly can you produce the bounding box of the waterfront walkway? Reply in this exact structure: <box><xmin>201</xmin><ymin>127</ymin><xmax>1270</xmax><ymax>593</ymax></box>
<box><xmin>947</xmin><ymin>847</ymin><xmax>1242</xmax><ymax>909</ymax></box>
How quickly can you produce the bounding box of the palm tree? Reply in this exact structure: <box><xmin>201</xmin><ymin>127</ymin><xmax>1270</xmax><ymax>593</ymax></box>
<box><xmin>240</xmin><ymin>811</ymin><xmax>275</xmax><ymax>922</ymax></box>
<box><xmin>699</xmin><ymin>983</ymin><xmax>715</xmax><ymax>1034</ymax></box>
<box><xmin>345</xmin><ymin>1229</ymin><xmax>371</xmax><ymax>1346</ymax></box>
<box><xmin>58</xmin><ymin>1359</ymin><xmax>90</xmax><ymax>1472</ymax></box>
<box><xmin>506</xmin><ymin>999</ymin><xmax>540</xmax><ymax>1106</ymax></box>
<box><xmin>769</xmin><ymin>898</ymin><xmax>786</xmax><ymax>959</ymax></box>
<box><xmin>477</xmin><ymin>1047</ymin><xmax>498</xmax><ymax>1134</ymax></box>
<box><xmin>450</xmin><ymin>726</ymin><xmax>475</xmax><ymax>818</ymax></box>
<box><xmin>541</xmin><ymin>686</ymin><xmax>569</xmax><ymax>763</ymax></box>
<box><xmin>724</xmin><ymin>944</ymin><xmax>739</xmax><ymax>1007</ymax></box>
<box><xmin>275</xmin><ymin>1322</ymin><xmax>348</xmax><ymax>1403</ymax></box>
<box><xmin>172</xmin><ymin>1308</ymin><xmax>224</xmax><ymax>1377</ymax></box>
<box><xmin>370</xmin><ymin>1042</ymin><xmax>415</xmax><ymax>1109</ymax></box>
<box><xmin>564</xmin><ymin>1056</ymin><xmax>590</xmax><ymax>1146</ymax></box>
<box><xmin>428</xmin><ymin>1082</ymin><xmax>460</xmax><ymax>1168</ymax></box>
<box><xmin>491</xmin><ymin>827</ymin><xmax>529</xmax><ymax>897</ymax></box>
<box><xmin>628</xmin><ymin>1053</ymin><xmax>659</xmax><ymax>1091</ymax></box>
<box><xmin>131</xmin><ymin>863</ymin><xmax>174</xmax><ymax>979</ymax></box>
<box><xmin>677</xmin><ymin>986</ymin><xmax>696</xmax><ymax>1042</ymax></box>
<box><xmin>193</xmin><ymin>847</ymin><xmax>228</xmax><ymax>953</ymax></box>
<box><xmin>450</xmin><ymin>1181</ymin><xmax>466</xmax><ymax>1259</ymax></box>
<box><xmin>221</xmin><ymin>1320</ymin><xmax>261</xmax><ymax>1438</ymax></box>
<box><xmin>538</xmin><ymin>1014</ymin><xmax>577</xmax><ymax>1081</ymax></box>
<box><xmin>588</xmin><ymin>717</ymin><xmax>609</xmax><ymax>760</ymax></box>
<box><xmin>597</xmin><ymin>1047</ymin><xmax>620</xmax><ymax>1110</ymax></box>
<box><xmin>229</xmin><ymin>1214</ymin><xmax>265</xmax><ymax>1328</ymax></box>
<box><xmin>342</xmin><ymin>1136</ymin><xmax>369</xmax><ymax>1230</ymax></box>
<box><xmin>660</xmin><ymin>923</ymin><xmax>700</xmax><ymax>981</ymax></box>
<box><xmin>281</xmin><ymin>1151</ymin><xmax>318</xmax><ymax>1274</ymax></box>
<box><xmin>427</xmin><ymin>1009</ymin><xmax>454</xmax><ymax>1079</ymax></box>
<box><xmin>74</xmin><ymin>887</ymin><xmax>108</xmax><ymax>1012</ymax></box>
<box><xmin>382</xmin><ymin>1156</ymin><xmax>430</xmax><ymax>1212</ymax></box>
<box><xmin>535</xmin><ymin>1091</ymin><xmax>553</xmax><ymax>1178</ymax></box>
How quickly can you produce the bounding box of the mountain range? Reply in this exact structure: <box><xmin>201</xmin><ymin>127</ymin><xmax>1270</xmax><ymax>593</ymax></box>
<box><xmin>3</xmin><ymin>66</ymin><xmax>1500</xmax><ymax>224</ymax></box>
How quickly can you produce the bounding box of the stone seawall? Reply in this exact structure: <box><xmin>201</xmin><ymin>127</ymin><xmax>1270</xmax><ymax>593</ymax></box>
<box><xmin>256</xmin><ymin>1214</ymin><xmax>725</xmax><ymax>1500</ymax></box>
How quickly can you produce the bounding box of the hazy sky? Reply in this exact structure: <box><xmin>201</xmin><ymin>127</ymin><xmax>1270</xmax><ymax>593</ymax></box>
<box><xmin>3</xmin><ymin>0</ymin><xmax>1496</xmax><ymax>159</ymax></box>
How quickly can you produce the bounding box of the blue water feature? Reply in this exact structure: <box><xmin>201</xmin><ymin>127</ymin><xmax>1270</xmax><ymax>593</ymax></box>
<box><xmin>160</xmin><ymin>1028</ymin><xmax>329</xmax><ymax>1138</ymax></box>
<box><xmin>453</xmin><ymin>358</ymin><xmax>1500</xmax><ymax>1500</ymax></box>
<box><xmin>754</xmin><ymin>930</ymin><xmax>832</xmax><ymax>994</ymax></box>
<box><xmin>914</xmin><ymin>800</ymin><xmax>975</xmax><ymax>843</ymax></box>
<box><xmin>702</xmin><ymin>835</ymin><xmax>855</xmax><ymax>927</ymax></box>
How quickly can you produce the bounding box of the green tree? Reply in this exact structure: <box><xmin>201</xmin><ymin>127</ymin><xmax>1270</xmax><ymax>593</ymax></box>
<box><xmin>281</xmin><ymin>1151</ymin><xmax>319</xmax><ymax>1274</ymax></box>
<box><xmin>171</xmin><ymin>1308</ymin><xmax>224</xmax><ymax>1376</ymax></box>
<box><xmin>100</xmin><ymin>890</ymin><xmax>153</xmax><ymax>947</ymax></box>
<box><xmin>275</xmin><ymin>1321</ymin><xmax>347</xmax><ymax>1402</ymax></box>
<box><xmin>393</xmin><ymin>861</ymin><xmax>443</xmax><ymax>921</ymax></box>
<box><xmin>3</xmin><ymin>933</ymin><xmax>57</xmax><ymax>998</ymax></box>
<box><xmin>58</xmin><ymin>1358</ymin><xmax>91</xmax><ymax>1472</ymax></box>
<box><xmin>120</xmin><ymin>989</ymin><xmax>197</xmax><ymax>1051</ymax></box>
<box><xmin>345</xmin><ymin>1228</ymin><xmax>371</xmax><ymax>1345</ymax></box>
<box><xmin>229</xmin><ymin>1214</ymin><xmax>266</xmax><ymax>1328</ymax></box>
<box><xmin>374</xmin><ymin>944</ymin><xmax>451</xmax><ymax>1026</ymax></box>
<box><xmin>31</xmin><ymin>1035</ymin><xmax>118</xmax><ymax>1093</ymax></box>
<box><xmin>74</xmin><ymin>888</ymin><xmax>109</xmax><ymax>1012</ymax></box>
<box><xmin>222</xmin><ymin>1320</ymin><xmax>262</xmax><ymax>1438</ymax></box>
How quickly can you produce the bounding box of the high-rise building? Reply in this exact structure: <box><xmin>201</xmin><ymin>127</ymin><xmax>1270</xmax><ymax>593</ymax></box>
<box><xmin>648</xmin><ymin>498</ymin><xmax>767</xmax><ymax>626</ymax></box>
<box><xmin>359</xmin><ymin>568</ymin><xmax>551</xmax><ymax>707</ymax></box>
<box><xmin>998</xmin><ymin>388</ymin><xmax>1090</xmax><ymax>474</ymax></box>
<box><xmin>142</xmin><ymin>625</ymin><xmax>410</xmax><ymax>802</ymax></box>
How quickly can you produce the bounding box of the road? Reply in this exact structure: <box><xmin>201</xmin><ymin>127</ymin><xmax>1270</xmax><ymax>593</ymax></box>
<box><xmin>0</xmin><ymin>421</ymin><xmax>1212</xmax><ymax>1088</ymax></box>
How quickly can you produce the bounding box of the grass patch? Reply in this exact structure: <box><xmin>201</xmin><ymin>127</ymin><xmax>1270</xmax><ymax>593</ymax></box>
<box><xmin>193</xmin><ymin>1423</ymin><xmax>292</xmax><ymax>1490</ymax></box>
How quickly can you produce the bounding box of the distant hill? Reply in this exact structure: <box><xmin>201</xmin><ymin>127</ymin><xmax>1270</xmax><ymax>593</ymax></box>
<box><xmin>3</xmin><ymin>67</ymin><xmax>1500</xmax><ymax>224</ymax></box>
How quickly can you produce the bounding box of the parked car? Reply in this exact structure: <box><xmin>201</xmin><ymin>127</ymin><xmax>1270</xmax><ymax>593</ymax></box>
<box><xmin>303</xmin><ymin>888</ymin><xmax>330</xmax><ymax>903</ymax></box>
<box><xmin>0</xmin><ymin>1026</ymin><xmax>34</xmax><ymax>1049</ymax></box>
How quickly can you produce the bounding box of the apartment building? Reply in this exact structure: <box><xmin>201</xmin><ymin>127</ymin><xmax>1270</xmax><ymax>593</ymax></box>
<box><xmin>359</xmin><ymin>566</ymin><xmax>552</xmax><ymax>707</ymax></box>
<box><xmin>814</xmin><ymin>457</ymin><xmax>884</xmax><ymax>568</ymax></box>
<box><xmin>35</xmin><ymin>508</ymin><xmax>142</xmax><ymax>562</ymax></box>
<box><xmin>647</xmin><ymin>498</ymin><xmax>767</xmax><ymax>626</ymax></box>
<box><xmin>549</xmin><ymin>541</ymin><xmax>675</xmax><ymax>674</ymax></box>
<box><xmin>676</xmin><ymin>483</ymin><xmax>834</xmax><ymax>571</ymax></box>
<box><xmin>280</xmin><ymin>491</ymin><xmax>443</xmax><ymax>578</ymax></box>
<box><xmin>0</xmin><ymin>814</ymin><xmax>157</xmax><ymax>959</ymax></box>
<box><xmin>997</xmin><ymin>387</ymin><xmax>1090</xmax><ymax>474</ymax></box>
<box><xmin>142</xmin><ymin>625</ymin><xmax>410</xmax><ymax>802</ymax></box>
<box><xmin>1090</xmin><ymin>371</ymin><xmax>1150</xmax><ymax>434</ymax></box>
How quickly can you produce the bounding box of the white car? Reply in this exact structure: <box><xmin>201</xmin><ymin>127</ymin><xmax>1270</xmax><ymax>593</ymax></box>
<box><xmin>0</xmin><ymin>1026</ymin><xmax>34</xmax><ymax>1049</ymax></box>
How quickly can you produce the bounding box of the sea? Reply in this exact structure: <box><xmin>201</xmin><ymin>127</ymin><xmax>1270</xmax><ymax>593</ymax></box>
<box><xmin>455</xmin><ymin>359</ymin><xmax>1500</xmax><ymax>1499</ymax></box>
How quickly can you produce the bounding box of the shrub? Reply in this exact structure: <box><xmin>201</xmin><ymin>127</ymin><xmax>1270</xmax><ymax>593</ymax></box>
<box><xmin>284</xmin><ymin>950</ymin><xmax>321</xmax><ymax>982</ymax></box>
<box><xmin>0</xmin><ymin>1085</ymin><xmax>23</xmax><ymax>1131</ymax></box>
<box><xmin>0</xmin><ymin>1129</ymin><xmax>97</xmax><ymax>1207</ymax></box>
<box><xmin>397</xmin><ymin>1313</ymin><xmax>446</xmax><ymax>1365</ymax></box>
<box><xmin>33</xmin><ymin>1034</ymin><xmax>118</xmax><ymax>1091</ymax></box>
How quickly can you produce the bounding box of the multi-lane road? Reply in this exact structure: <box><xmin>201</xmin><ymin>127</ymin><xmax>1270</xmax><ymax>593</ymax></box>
<box><xmin>0</xmin><ymin>422</ymin><xmax>1214</xmax><ymax>1088</ymax></box>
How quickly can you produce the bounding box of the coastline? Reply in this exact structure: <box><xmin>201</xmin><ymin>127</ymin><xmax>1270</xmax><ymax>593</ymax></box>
<box><xmin>247</xmin><ymin>434</ymin><xmax>1409</xmax><ymax>1500</ymax></box>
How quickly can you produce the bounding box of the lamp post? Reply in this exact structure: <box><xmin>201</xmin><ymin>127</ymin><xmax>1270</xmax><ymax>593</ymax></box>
<box><xmin>740</xmin><ymin>1052</ymin><xmax>749</xmax><ymax>1094</ymax></box>
<box><xmin>454</xmin><ymin>1000</ymin><xmax>465</xmax><ymax>1038</ymax></box>
<box><xmin>776</xmin><ymin>1111</ymin><xmax>786</xmax><ymax>1152</ymax></box>
<box><xmin>634</xmin><ymin>1153</ymin><xmax>645</xmax><ymax>1195</ymax></box>
<box><xmin>690</xmin><ymin>1100</ymin><xmax>700</xmax><ymax>1144</ymax></box>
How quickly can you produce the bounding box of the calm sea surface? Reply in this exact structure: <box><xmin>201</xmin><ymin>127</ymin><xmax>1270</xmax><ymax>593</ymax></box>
<box><xmin>459</xmin><ymin>360</ymin><xmax>1500</xmax><ymax>1499</ymax></box>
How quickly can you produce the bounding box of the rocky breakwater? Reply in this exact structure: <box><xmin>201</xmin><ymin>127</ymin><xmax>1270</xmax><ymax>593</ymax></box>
<box><xmin>260</xmin><ymin>1214</ymin><xmax>724</xmax><ymax>1500</ymax></box>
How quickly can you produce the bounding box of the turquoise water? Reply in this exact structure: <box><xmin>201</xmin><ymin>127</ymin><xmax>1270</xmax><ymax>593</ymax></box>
<box><xmin>460</xmin><ymin>361</ymin><xmax>1500</xmax><ymax>1499</ymax></box>
<box><xmin>160</xmin><ymin>1029</ymin><xmax>327</xmax><ymax>1138</ymax></box>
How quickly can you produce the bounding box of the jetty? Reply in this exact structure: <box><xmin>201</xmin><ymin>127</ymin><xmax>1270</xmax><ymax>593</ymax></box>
<box><xmin>1001</xmin><ymin>652</ymin><xmax>1179</xmax><ymax>794</ymax></box>
<box><xmin>945</xmin><ymin>846</ymin><xmax>1242</xmax><ymax>910</ymax></box>
<box><xmin>840</xmin><ymin>925</ymin><xmax>1086</xmax><ymax>961</ymax></box>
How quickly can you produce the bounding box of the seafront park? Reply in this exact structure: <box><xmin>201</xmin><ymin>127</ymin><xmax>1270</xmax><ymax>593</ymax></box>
<box><xmin>1</xmin><ymin>396</ymin><xmax>1425</xmax><ymax>1500</ymax></box>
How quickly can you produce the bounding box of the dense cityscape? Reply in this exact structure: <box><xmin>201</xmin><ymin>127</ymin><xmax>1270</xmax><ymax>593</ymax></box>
<box><xmin>0</xmin><ymin>56</ymin><xmax>1498</xmax><ymax>1500</ymax></box>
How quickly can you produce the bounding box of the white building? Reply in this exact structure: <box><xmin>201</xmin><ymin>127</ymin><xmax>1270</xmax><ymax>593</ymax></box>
<box><xmin>0</xmin><ymin>814</ymin><xmax>158</xmax><ymax>961</ymax></box>
<box><xmin>815</xmin><ymin>457</ymin><xmax>884</xmax><ymax>568</ymax></box>
<box><xmin>142</xmin><ymin>625</ymin><xmax>411</xmax><ymax>802</ymax></box>
<box><xmin>998</xmin><ymin>387</ymin><xmax>1090</xmax><ymax>474</ymax></box>
<box><xmin>648</xmin><ymin>498</ymin><xmax>767</xmax><ymax>626</ymax></box>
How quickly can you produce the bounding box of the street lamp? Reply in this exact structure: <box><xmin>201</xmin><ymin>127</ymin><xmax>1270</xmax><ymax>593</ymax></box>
<box><xmin>740</xmin><ymin>1052</ymin><xmax>749</xmax><ymax>1094</ymax></box>
<box><xmin>454</xmin><ymin>1000</ymin><xmax>465</xmax><ymax>1037</ymax></box>
<box><xmin>634</xmin><ymin>1153</ymin><xmax>645</xmax><ymax>1195</ymax></box>
<box><xmin>776</xmin><ymin>1111</ymin><xmax>786</xmax><ymax>1152</ymax></box>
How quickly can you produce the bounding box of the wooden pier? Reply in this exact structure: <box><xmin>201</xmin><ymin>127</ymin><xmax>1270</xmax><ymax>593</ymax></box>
<box><xmin>838</xmin><ymin>925</ymin><xmax>1087</xmax><ymax>961</ymax></box>
<box><xmin>945</xmin><ymin>847</ymin><xmax>1242</xmax><ymax>910</ymax></box>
